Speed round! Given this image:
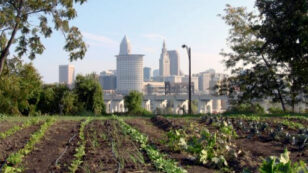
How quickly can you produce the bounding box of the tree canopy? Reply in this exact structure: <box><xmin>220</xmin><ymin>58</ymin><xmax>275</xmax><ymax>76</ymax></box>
<box><xmin>219</xmin><ymin>0</ymin><xmax>308</xmax><ymax>112</ymax></box>
<box><xmin>0</xmin><ymin>0</ymin><xmax>87</xmax><ymax>75</ymax></box>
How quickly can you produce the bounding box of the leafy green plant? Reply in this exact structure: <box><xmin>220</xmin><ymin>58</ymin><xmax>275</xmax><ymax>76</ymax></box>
<box><xmin>259</xmin><ymin>149</ymin><xmax>307</xmax><ymax>173</ymax></box>
<box><xmin>69</xmin><ymin>118</ymin><xmax>91</xmax><ymax>173</ymax></box>
<box><xmin>2</xmin><ymin>118</ymin><xmax>55</xmax><ymax>172</ymax></box>
<box><xmin>113</xmin><ymin>115</ymin><xmax>187</xmax><ymax>173</ymax></box>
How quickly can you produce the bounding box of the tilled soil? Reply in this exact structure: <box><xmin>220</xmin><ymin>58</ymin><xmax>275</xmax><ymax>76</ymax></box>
<box><xmin>0</xmin><ymin>121</ymin><xmax>22</xmax><ymax>133</ymax></box>
<box><xmin>126</xmin><ymin>118</ymin><xmax>216</xmax><ymax>173</ymax></box>
<box><xmin>0</xmin><ymin>123</ymin><xmax>42</xmax><ymax>165</ymax></box>
<box><xmin>151</xmin><ymin>116</ymin><xmax>183</xmax><ymax>131</ymax></box>
<box><xmin>79</xmin><ymin>120</ymin><xmax>155</xmax><ymax>173</ymax></box>
<box><xmin>22</xmin><ymin>120</ymin><xmax>80</xmax><ymax>173</ymax></box>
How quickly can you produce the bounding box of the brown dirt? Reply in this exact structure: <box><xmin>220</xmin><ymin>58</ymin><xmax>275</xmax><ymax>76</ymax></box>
<box><xmin>151</xmin><ymin>116</ymin><xmax>183</xmax><ymax>131</ymax></box>
<box><xmin>22</xmin><ymin>120</ymin><xmax>79</xmax><ymax>173</ymax></box>
<box><xmin>0</xmin><ymin>121</ymin><xmax>21</xmax><ymax>132</ymax></box>
<box><xmin>126</xmin><ymin>118</ymin><xmax>216</xmax><ymax>173</ymax></box>
<box><xmin>0</xmin><ymin>124</ymin><xmax>41</xmax><ymax>164</ymax></box>
<box><xmin>79</xmin><ymin>120</ymin><xmax>156</xmax><ymax>173</ymax></box>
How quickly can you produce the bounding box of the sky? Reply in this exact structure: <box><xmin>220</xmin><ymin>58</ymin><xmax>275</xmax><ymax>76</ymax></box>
<box><xmin>24</xmin><ymin>0</ymin><xmax>255</xmax><ymax>83</ymax></box>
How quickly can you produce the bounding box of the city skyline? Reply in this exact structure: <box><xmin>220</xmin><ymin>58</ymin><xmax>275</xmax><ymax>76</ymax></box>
<box><xmin>23</xmin><ymin>0</ymin><xmax>255</xmax><ymax>83</ymax></box>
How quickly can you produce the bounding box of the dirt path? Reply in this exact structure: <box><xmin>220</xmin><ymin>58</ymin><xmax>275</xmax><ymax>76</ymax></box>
<box><xmin>22</xmin><ymin>120</ymin><xmax>80</xmax><ymax>173</ymax></box>
<box><xmin>0</xmin><ymin>124</ymin><xmax>41</xmax><ymax>163</ymax></box>
<box><xmin>126</xmin><ymin>118</ymin><xmax>216</xmax><ymax>173</ymax></box>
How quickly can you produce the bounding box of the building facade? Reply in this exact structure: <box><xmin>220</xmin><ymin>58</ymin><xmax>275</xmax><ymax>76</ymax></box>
<box><xmin>59</xmin><ymin>64</ymin><xmax>75</xmax><ymax>87</ymax></box>
<box><xmin>116</xmin><ymin>36</ymin><xmax>144</xmax><ymax>94</ymax></box>
<box><xmin>99</xmin><ymin>73</ymin><xmax>117</xmax><ymax>90</ymax></box>
<box><xmin>168</xmin><ymin>50</ymin><xmax>180</xmax><ymax>76</ymax></box>
<box><xmin>143</xmin><ymin>67</ymin><xmax>152</xmax><ymax>82</ymax></box>
<box><xmin>159</xmin><ymin>41</ymin><xmax>170</xmax><ymax>77</ymax></box>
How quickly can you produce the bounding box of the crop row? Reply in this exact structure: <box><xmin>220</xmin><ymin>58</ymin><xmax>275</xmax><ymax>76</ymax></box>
<box><xmin>113</xmin><ymin>116</ymin><xmax>187</xmax><ymax>173</ymax></box>
<box><xmin>68</xmin><ymin>118</ymin><xmax>91</xmax><ymax>173</ymax></box>
<box><xmin>1</xmin><ymin>118</ymin><xmax>56</xmax><ymax>173</ymax></box>
<box><xmin>0</xmin><ymin>118</ymin><xmax>40</xmax><ymax>139</ymax></box>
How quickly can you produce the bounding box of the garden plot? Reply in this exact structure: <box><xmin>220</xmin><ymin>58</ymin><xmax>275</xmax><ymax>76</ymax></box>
<box><xmin>126</xmin><ymin>118</ymin><xmax>216</xmax><ymax>173</ymax></box>
<box><xmin>0</xmin><ymin>121</ymin><xmax>22</xmax><ymax>133</ymax></box>
<box><xmin>22</xmin><ymin>120</ymin><xmax>80</xmax><ymax>172</ymax></box>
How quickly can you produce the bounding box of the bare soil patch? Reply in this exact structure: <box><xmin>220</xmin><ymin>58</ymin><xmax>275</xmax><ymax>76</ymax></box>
<box><xmin>22</xmin><ymin>120</ymin><xmax>79</xmax><ymax>173</ymax></box>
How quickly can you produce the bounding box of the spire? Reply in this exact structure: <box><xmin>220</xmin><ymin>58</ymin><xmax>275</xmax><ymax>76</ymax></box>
<box><xmin>162</xmin><ymin>40</ymin><xmax>167</xmax><ymax>53</ymax></box>
<box><xmin>119</xmin><ymin>35</ymin><xmax>132</xmax><ymax>55</ymax></box>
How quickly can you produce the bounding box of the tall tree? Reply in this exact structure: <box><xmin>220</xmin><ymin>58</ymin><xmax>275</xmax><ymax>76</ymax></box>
<box><xmin>74</xmin><ymin>74</ymin><xmax>105</xmax><ymax>115</ymax></box>
<box><xmin>255</xmin><ymin>0</ymin><xmax>308</xmax><ymax>111</ymax></box>
<box><xmin>0</xmin><ymin>0</ymin><xmax>87</xmax><ymax>75</ymax></box>
<box><xmin>220</xmin><ymin>4</ymin><xmax>288</xmax><ymax>111</ymax></box>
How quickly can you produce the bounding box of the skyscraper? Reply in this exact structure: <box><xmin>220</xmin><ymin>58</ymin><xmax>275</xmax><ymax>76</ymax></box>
<box><xmin>159</xmin><ymin>41</ymin><xmax>170</xmax><ymax>77</ymax></box>
<box><xmin>143</xmin><ymin>67</ymin><xmax>152</xmax><ymax>82</ymax></box>
<box><xmin>116</xmin><ymin>36</ymin><xmax>144</xmax><ymax>94</ymax></box>
<box><xmin>59</xmin><ymin>64</ymin><xmax>75</xmax><ymax>87</ymax></box>
<box><xmin>168</xmin><ymin>50</ymin><xmax>180</xmax><ymax>76</ymax></box>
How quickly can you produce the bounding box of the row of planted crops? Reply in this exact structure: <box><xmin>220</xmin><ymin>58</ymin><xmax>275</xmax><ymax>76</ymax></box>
<box><xmin>0</xmin><ymin>115</ymin><xmax>307</xmax><ymax>173</ymax></box>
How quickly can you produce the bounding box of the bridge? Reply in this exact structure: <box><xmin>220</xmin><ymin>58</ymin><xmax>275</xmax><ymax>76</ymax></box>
<box><xmin>104</xmin><ymin>94</ymin><xmax>228</xmax><ymax>114</ymax></box>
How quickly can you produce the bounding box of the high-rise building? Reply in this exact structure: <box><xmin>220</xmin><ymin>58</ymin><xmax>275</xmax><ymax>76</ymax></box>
<box><xmin>168</xmin><ymin>50</ymin><xmax>180</xmax><ymax>76</ymax></box>
<box><xmin>59</xmin><ymin>64</ymin><xmax>75</xmax><ymax>87</ymax></box>
<box><xmin>99</xmin><ymin>71</ymin><xmax>117</xmax><ymax>90</ymax></box>
<box><xmin>159</xmin><ymin>41</ymin><xmax>170</xmax><ymax>77</ymax></box>
<box><xmin>143</xmin><ymin>67</ymin><xmax>152</xmax><ymax>82</ymax></box>
<box><xmin>153</xmin><ymin>69</ymin><xmax>159</xmax><ymax>77</ymax></box>
<box><xmin>116</xmin><ymin>35</ymin><xmax>144</xmax><ymax>94</ymax></box>
<box><xmin>182</xmin><ymin>76</ymin><xmax>199</xmax><ymax>92</ymax></box>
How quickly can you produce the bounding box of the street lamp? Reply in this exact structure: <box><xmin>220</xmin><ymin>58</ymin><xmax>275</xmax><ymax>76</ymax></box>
<box><xmin>182</xmin><ymin>44</ymin><xmax>192</xmax><ymax>115</ymax></box>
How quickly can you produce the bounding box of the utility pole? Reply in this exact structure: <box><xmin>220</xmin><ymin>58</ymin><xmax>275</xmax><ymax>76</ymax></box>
<box><xmin>182</xmin><ymin>44</ymin><xmax>192</xmax><ymax>114</ymax></box>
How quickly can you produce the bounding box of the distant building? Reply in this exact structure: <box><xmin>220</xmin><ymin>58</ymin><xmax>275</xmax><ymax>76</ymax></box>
<box><xmin>143</xmin><ymin>67</ymin><xmax>152</xmax><ymax>82</ymax></box>
<box><xmin>153</xmin><ymin>69</ymin><xmax>159</xmax><ymax>77</ymax></box>
<box><xmin>165</xmin><ymin>75</ymin><xmax>182</xmax><ymax>83</ymax></box>
<box><xmin>116</xmin><ymin>35</ymin><xmax>144</xmax><ymax>94</ymax></box>
<box><xmin>165</xmin><ymin>82</ymin><xmax>195</xmax><ymax>95</ymax></box>
<box><xmin>159</xmin><ymin>41</ymin><xmax>170</xmax><ymax>77</ymax></box>
<box><xmin>168</xmin><ymin>50</ymin><xmax>180</xmax><ymax>76</ymax></box>
<box><xmin>182</xmin><ymin>76</ymin><xmax>199</xmax><ymax>92</ymax></box>
<box><xmin>197</xmin><ymin>69</ymin><xmax>227</xmax><ymax>94</ymax></box>
<box><xmin>99</xmin><ymin>72</ymin><xmax>117</xmax><ymax>90</ymax></box>
<box><xmin>143</xmin><ymin>82</ymin><xmax>165</xmax><ymax>95</ymax></box>
<box><xmin>59</xmin><ymin>64</ymin><xmax>75</xmax><ymax>88</ymax></box>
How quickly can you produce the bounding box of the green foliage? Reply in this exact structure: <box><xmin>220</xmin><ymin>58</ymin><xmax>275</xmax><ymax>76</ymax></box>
<box><xmin>227</xmin><ymin>103</ymin><xmax>265</xmax><ymax>114</ymax></box>
<box><xmin>124</xmin><ymin>91</ymin><xmax>150</xmax><ymax>115</ymax></box>
<box><xmin>260</xmin><ymin>149</ymin><xmax>307</xmax><ymax>173</ymax></box>
<box><xmin>0</xmin><ymin>0</ymin><xmax>87</xmax><ymax>76</ymax></box>
<box><xmin>0</xmin><ymin>59</ymin><xmax>42</xmax><ymax>115</ymax></box>
<box><xmin>268</xmin><ymin>107</ymin><xmax>285</xmax><ymax>114</ymax></box>
<box><xmin>114</xmin><ymin>116</ymin><xmax>187</xmax><ymax>173</ymax></box>
<box><xmin>74</xmin><ymin>74</ymin><xmax>105</xmax><ymax>115</ymax></box>
<box><xmin>69</xmin><ymin>118</ymin><xmax>91</xmax><ymax>173</ymax></box>
<box><xmin>3</xmin><ymin>118</ymin><xmax>55</xmax><ymax>172</ymax></box>
<box><xmin>219</xmin><ymin>1</ymin><xmax>308</xmax><ymax>112</ymax></box>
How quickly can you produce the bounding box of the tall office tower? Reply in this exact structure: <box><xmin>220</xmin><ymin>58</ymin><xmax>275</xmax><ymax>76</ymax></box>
<box><xmin>99</xmin><ymin>71</ymin><xmax>117</xmax><ymax>90</ymax></box>
<box><xmin>143</xmin><ymin>67</ymin><xmax>152</xmax><ymax>82</ymax></box>
<box><xmin>116</xmin><ymin>35</ymin><xmax>144</xmax><ymax>94</ymax></box>
<box><xmin>168</xmin><ymin>50</ymin><xmax>180</xmax><ymax>76</ymax></box>
<box><xmin>153</xmin><ymin>69</ymin><xmax>159</xmax><ymax>77</ymax></box>
<box><xmin>59</xmin><ymin>64</ymin><xmax>75</xmax><ymax>87</ymax></box>
<box><xmin>159</xmin><ymin>41</ymin><xmax>170</xmax><ymax>77</ymax></box>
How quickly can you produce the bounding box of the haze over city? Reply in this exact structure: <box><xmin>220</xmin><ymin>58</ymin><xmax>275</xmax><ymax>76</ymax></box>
<box><xmin>26</xmin><ymin>0</ymin><xmax>255</xmax><ymax>83</ymax></box>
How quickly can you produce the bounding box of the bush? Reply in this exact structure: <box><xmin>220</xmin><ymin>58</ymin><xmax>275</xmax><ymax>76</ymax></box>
<box><xmin>268</xmin><ymin>107</ymin><xmax>284</xmax><ymax>114</ymax></box>
<box><xmin>226</xmin><ymin>103</ymin><xmax>265</xmax><ymax>114</ymax></box>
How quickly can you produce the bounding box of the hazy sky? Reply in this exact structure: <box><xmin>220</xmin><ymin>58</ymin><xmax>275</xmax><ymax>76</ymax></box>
<box><xmin>23</xmin><ymin>0</ymin><xmax>255</xmax><ymax>83</ymax></box>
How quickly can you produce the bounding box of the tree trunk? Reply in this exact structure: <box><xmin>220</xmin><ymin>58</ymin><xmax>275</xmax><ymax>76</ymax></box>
<box><xmin>0</xmin><ymin>0</ymin><xmax>22</xmax><ymax>76</ymax></box>
<box><xmin>261</xmin><ymin>55</ymin><xmax>287</xmax><ymax>112</ymax></box>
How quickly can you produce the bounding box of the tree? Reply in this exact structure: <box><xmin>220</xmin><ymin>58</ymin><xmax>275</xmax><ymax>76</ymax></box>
<box><xmin>124</xmin><ymin>91</ymin><xmax>149</xmax><ymax>115</ymax></box>
<box><xmin>0</xmin><ymin>58</ymin><xmax>42</xmax><ymax>115</ymax></box>
<box><xmin>219</xmin><ymin>2</ymin><xmax>308</xmax><ymax>112</ymax></box>
<box><xmin>74</xmin><ymin>74</ymin><xmax>105</xmax><ymax>115</ymax></box>
<box><xmin>255</xmin><ymin>0</ymin><xmax>308</xmax><ymax>112</ymax></box>
<box><xmin>61</xmin><ymin>90</ymin><xmax>78</xmax><ymax>114</ymax></box>
<box><xmin>0</xmin><ymin>0</ymin><xmax>87</xmax><ymax>75</ymax></box>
